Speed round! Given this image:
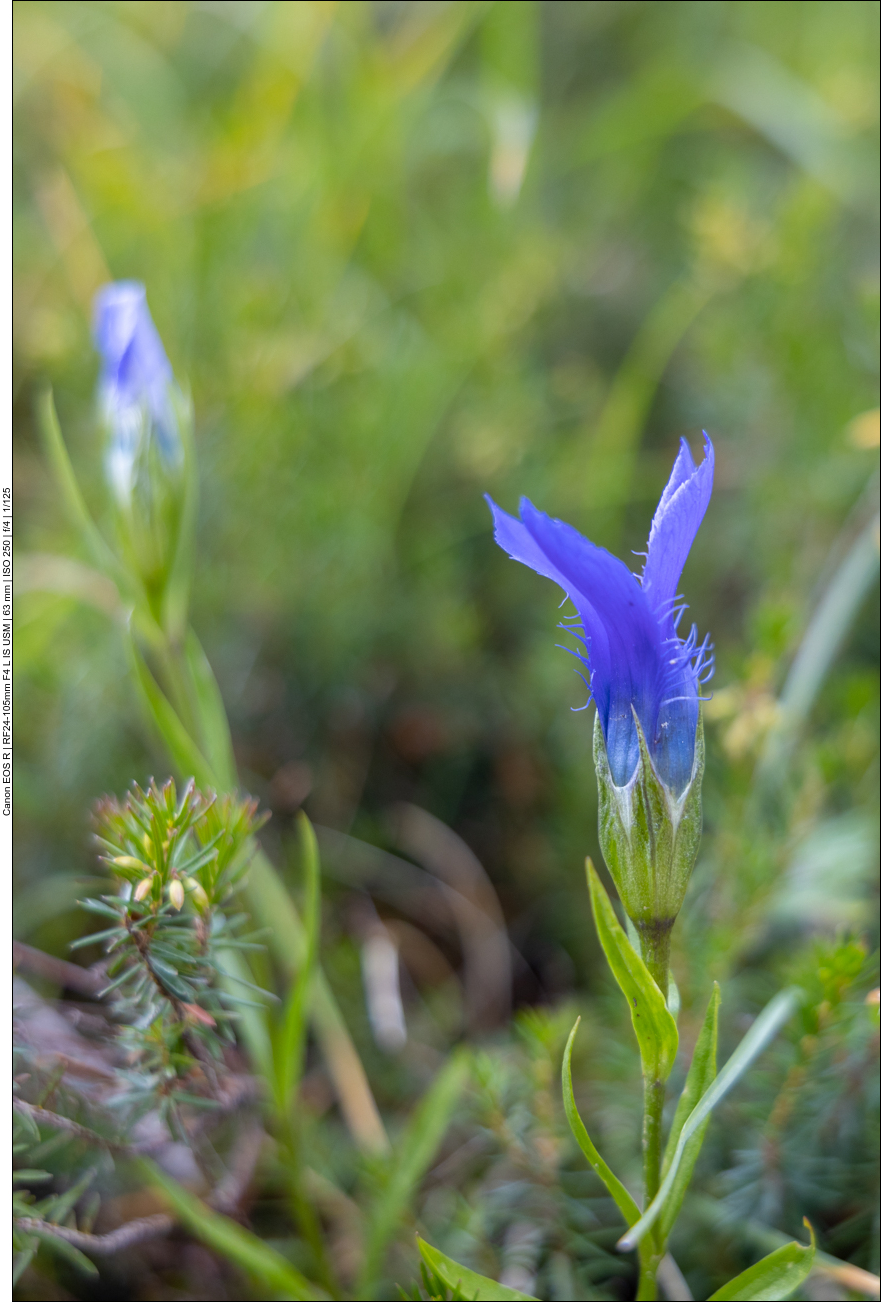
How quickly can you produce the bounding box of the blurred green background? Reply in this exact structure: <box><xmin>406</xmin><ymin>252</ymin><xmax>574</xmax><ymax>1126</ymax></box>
<box><xmin>12</xmin><ymin>2</ymin><xmax>880</xmax><ymax>1297</ymax></box>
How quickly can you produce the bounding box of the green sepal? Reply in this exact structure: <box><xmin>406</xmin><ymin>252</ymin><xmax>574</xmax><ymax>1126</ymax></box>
<box><xmin>708</xmin><ymin>1221</ymin><xmax>816</xmax><ymax>1301</ymax></box>
<box><xmin>594</xmin><ymin>709</ymin><xmax>703</xmax><ymax>930</ymax></box>
<box><xmin>587</xmin><ymin>860</ymin><xmax>678</xmax><ymax>1082</ymax></box>
<box><xmin>659</xmin><ymin>982</ymin><xmax>720</xmax><ymax>1241</ymax></box>
<box><xmin>416</xmin><ymin>1236</ymin><xmax>537</xmax><ymax>1301</ymax></box>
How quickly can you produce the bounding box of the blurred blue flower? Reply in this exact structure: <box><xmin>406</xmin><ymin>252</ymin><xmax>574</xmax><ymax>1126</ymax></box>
<box><xmin>93</xmin><ymin>281</ymin><xmax>180</xmax><ymax>501</ymax></box>
<box><xmin>487</xmin><ymin>436</ymin><xmax>714</xmax><ymax>794</ymax></box>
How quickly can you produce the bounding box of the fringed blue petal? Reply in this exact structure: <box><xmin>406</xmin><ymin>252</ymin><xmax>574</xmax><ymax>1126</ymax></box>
<box><xmin>642</xmin><ymin>433</ymin><xmax>714</xmax><ymax>632</ymax></box>
<box><xmin>93</xmin><ymin>282</ymin><xmax>178</xmax><ymax>501</ymax></box>
<box><xmin>487</xmin><ymin>436</ymin><xmax>714</xmax><ymax>796</ymax></box>
<box><xmin>93</xmin><ymin>282</ymin><xmax>173</xmax><ymax>429</ymax></box>
<box><xmin>487</xmin><ymin>494</ymin><xmax>665</xmax><ymax>786</ymax></box>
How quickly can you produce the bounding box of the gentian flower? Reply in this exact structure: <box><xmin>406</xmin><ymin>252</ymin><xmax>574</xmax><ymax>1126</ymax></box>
<box><xmin>93</xmin><ymin>281</ymin><xmax>181</xmax><ymax>504</ymax></box>
<box><xmin>487</xmin><ymin>436</ymin><xmax>714</xmax><ymax>972</ymax></box>
<box><xmin>92</xmin><ymin>282</ymin><xmax>190</xmax><ymax>610</ymax></box>
<box><xmin>487</xmin><ymin>435</ymin><xmax>713</xmax><ymax>792</ymax></box>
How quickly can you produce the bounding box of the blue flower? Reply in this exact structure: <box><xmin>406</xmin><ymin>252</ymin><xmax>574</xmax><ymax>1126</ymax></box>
<box><xmin>92</xmin><ymin>282</ymin><xmax>180</xmax><ymax>501</ymax></box>
<box><xmin>487</xmin><ymin>435</ymin><xmax>714</xmax><ymax>795</ymax></box>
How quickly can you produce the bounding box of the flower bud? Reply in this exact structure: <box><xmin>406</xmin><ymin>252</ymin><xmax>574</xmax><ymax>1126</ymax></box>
<box><xmin>168</xmin><ymin>879</ymin><xmax>185</xmax><ymax>911</ymax></box>
<box><xmin>92</xmin><ymin>282</ymin><xmax>191</xmax><ymax>607</ymax></box>
<box><xmin>133</xmin><ymin>875</ymin><xmax>155</xmax><ymax>902</ymax></box>
<box><xmin>185</xmin><ymin>877</ymin><xmax>210</xmax><ymax>910</ymax></box>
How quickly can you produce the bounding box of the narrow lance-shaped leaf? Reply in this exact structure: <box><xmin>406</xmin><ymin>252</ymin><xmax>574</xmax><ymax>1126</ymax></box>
<box><xmin>246</xmin><ymin>846</ymin><xmax>391</xmax><ymax>1155</ymax></box>
<box><xmin>216</xmin><ymin>947</ymin><xmax>275</xmax><ymax>1082</ymax></box>
<box><xmin>24</xmin><ymin>1228</ymin><xmax>99</xmax><ymax>1279</ymax></box>
<box><xmin>708</xmin><ymin>1221</ymin><xmax>816</xmax><ymax>1301</ymax></box>
<box><xmin>658</xmin><ymin>981</ymin><xmax>720</xmax><ymax>1242</ymax></box>
<box><xmin>139</xmin><ymin>1157</ymin><xmax>325</xmax><ymax>1301</ymax></box>
<box><xmin>586</xmin><ymin>859</ymin><xmax>678</xmax><ymax>1082</ymax></box>
<box><xmin>160</xmin><ymin>390</ymin><xmax>199</xmax><ymax>644</ymax></box>
<box><xmin>125</xmin><ymin>625</ymin><xmax>216</xmax><ymax>790</ymax></box>
<box><xmin>619</xmin><ymin>986</ymin><xmax>803</xmax><ymax>1252</ymax></box>
<box><xmin>36</xmin><ymin>390</ymin><xmax>121</xmax><ymax>583</ymax></box>
<box><xmin>562</xmin><ymin>1017</ymin><xmax>641</xmax><ymax>1228</ymax></box>
<box><xmin>12</xmin><ymin>1245</ymin><xmax>37</xmax><ymax>1288</ymax></box>
<box><xmin>416</xmin><ymin>1236</ymin><xmax>537</xmax><ymax>1301</ymax></box>
<box><xmin>274</xmin><ymin>813</ymin><xmax>322</xmax><ymax>1113</ymax></box>
<box><xmin>183</xmin><ymin>628</ymin><xmax>237</xmax><ymax>791</ymax></box>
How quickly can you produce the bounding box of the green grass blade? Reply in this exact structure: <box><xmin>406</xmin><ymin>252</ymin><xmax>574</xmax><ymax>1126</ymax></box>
<box><xmin>160</xmin><ymin>390</ymin><xmax>198</xmax><ymax>644</ymax></box>
<box><xmin>758</xmin><ymin>512</ymin><xmax>880</xmax><ymax>780</ymax></box>
<box><xmin>658</xmin><ymin>982</ymin><xmax>720</xmax><ymax>1241</ymax></box>
<box><xmin>183</xmin><ymin>628</ymin><xmax>237</xmax><ymax>791</ymax></box>
<box><xmin>708</xmin><ymin>1222</ymin><xmax>815</xmax><ymax>1301</ymax></box>
<box><xmin>619</xmin><ymin>986</ymin><xmax>803</xmax><ymax>1253</ymax></box>
<box><xmin>139</xmin><ymin>1157</ymin><xmax>325</xmax><ymax>1301</ymax></box>
<box><xmin>586</xmin><ymin>860</ymin><xmax>678</xmax><ymax>1083</ymax></box>
<box><xmin>125</xmin><ymin>626</ymin><xmax>216</xmax><ymax>790</ymax></box>
<box><xmin>416</xmin><ymin>1236</ymin><xmax>538</xmax><ymax>1301</ymax></box>
<box><xmin>561</xmin><ymin>1017</ymin><xmax>642</xmax><ymax>1228</ymax></box>
<box><xmin>36</xmin><ymin>389</ymin><xmax>119</xmax><ymax>580</ymax></box>
<box><xmin>246</xmin><ymin>848</ymin><xmax>390</xmax><ymax>1155</ymax></box>
<box><xmin>359</xmin><ymin>1050</ymin><xmax>470</xmax><ymax>1297</ymax></box>
<box><xmin>217</xmin><ymin>947</ymin><xmax>275</xmax><ymax>1082</ymax></box>
<box><xmin>274</xmin><ymin>814</ymin><xmax>322</xmax><ymax>1113</ymax></box>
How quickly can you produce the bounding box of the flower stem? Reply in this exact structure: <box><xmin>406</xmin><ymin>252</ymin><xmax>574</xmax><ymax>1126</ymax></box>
<box><xmin>636</xmin><ymin>920</ymin><xmax>671</xmax><ymax>1301</ymax></box>
<box><xmin>636</xmin><ymin>919</ymin><xmax>673</xmax><ymax>997</ymax></box>
<box><xmin>636</xmin><ymin>1255</ymin><xmax>661</xmax><ymax>1301</ymax></box>
<box><xmin>637</xmin><ymin>1076</ymin><xmax>666</xmax><ymax>1300</ymax></box>
<box><xmin>643</xmin><ymin>1076</ymin><xmax>665</xmax><ymax>1207</ymax></box>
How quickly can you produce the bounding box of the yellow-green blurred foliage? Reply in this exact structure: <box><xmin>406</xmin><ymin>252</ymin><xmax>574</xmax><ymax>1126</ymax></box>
<box><xmin>12</xmin><ymin>3</ymin><xmax>880</xmax><ymax>1295</ymax></box>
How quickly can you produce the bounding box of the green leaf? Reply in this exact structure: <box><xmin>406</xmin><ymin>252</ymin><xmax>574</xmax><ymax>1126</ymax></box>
<box><xmin>77</xmin><ymin>898</ymin><xmax>127</xmax><ymax>919</ymax></box>
<box><xmin>219</xmin><ymin>955</ymin><xmax>274</xmax><ymax>1079</ymax></box>
<box><xmin>43</xmin><ymin>1165</ymin><xmax>97</xmax><ymax>1226</ymax></box>
<box><xmin>15</xmin><ymin>1106</ymin><xmax>41</xmax><ymax>1143</ymax></box>
<box><xmin>69</xmin><ymin>926</ymin><xmax>124</xmax><ymax>950</ymax></box>
<box><xmin>31</xmin><ymin>1229</ymin><xmax>99</xmax><ymax>1277</ymax></box>
<box><xmin>586</xmin><ymin>859</ymin><xmax>678</xmax><ymax>1082</ymax></box>
<box><xmin>245</xmin><ymin>847</ymin><xmax>390</xmax><ymax>1155</ymax></box>
<box><xmin>173</xmin><ymin>839</ymin><xmax>222</xmax><ymax>876</ymax></box>
<box><xmin>138</xmin><ymin>1157</ymin><xmax>325</xmax><ymax>1300</ymax></box>
<box><xmin>416</xmin><ymin>1237</ymin><xmax>537</xmax><ymax>1301</ymax></box>
<box><xmin>619</xmin><ymin>986</ymin><xmax>803</xmax><ymax>1253</ymax></box>
<box><xmin>274</xmin><ymin>814</ymin><xmax>322</xmax><ymax>1113</ymax></box>
<box><xmin>160</xmin><ymin>390</ymin><xmax>199</xmax><ymax>644</ymax></box>
<box><xmin>125</xmin><ymin>627</ymin><xmax>216</xmax><ymax>790</ymax></box>
<box><xmin>708</xmin><ymin>1222</ymin><xmax>816</xmax><ymax>1300</ymax></box>
<box><xmin>183</xmin><ymin>628</ymin><xmax>237</xmax><ymax>791</ymax></box>
<box><xmin>35</xmin><ymin>390</ymin><xmax>120</xmax><ymax>582</ymax></box>
<box><xmin>147</xmin><ymin>957</ymin><xmax>195</xmax><ymax>1000</ymax></box>
<box><xmin>359</xmin><ymin>1051</ymin><xmax>471</xmax><ymax>1297</ymax></box>
<box><xmin>658</xmin><ymin>982</ymin><xmax>720</xmax><ymax>1241</ymax></box>
<box><xmin>561</xmin><ymin>1017</ymin><xmax>641</xmax><ymax>1228</ymax></box>
<box><xmin>12</xmin><ymin>1246</ymin><xmax>36</xmax><ymax>1287</ymax></box>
